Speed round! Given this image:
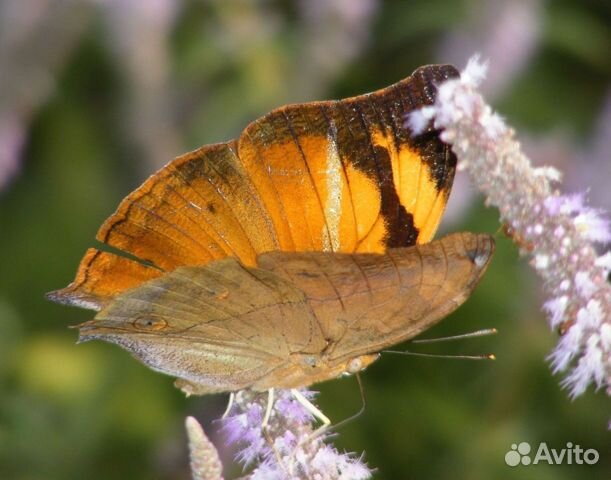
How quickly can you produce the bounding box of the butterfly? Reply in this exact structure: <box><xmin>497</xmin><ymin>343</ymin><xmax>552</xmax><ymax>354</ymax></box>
<box><xmin>47</xmin><ymin>64</ymin><xmax>494</xmax><ymax>394</ymax></box>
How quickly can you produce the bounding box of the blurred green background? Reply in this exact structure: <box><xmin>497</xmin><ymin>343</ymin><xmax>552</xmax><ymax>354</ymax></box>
<box><xmin>0</xmin><ymin>0</ymin><xmax>609</xmax><ymax>479</ymax></box>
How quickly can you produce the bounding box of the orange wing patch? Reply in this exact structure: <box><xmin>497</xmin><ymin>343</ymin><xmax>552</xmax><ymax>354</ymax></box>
<box><xmin>47</xmin><ymin>249</ymin><xmax>162</xmax><ymax>310</ymax></box>
<box><xmin>240</xmin><ymin>111</ymin><xmax>331</xmax><ymax>252</ymax></box>
<box><xmin>97</xmin><ymin>142</ymin><xmax>279</xmax><ymax>270</ymax></box>
<box><xmin>48</xmin><ymin>64</ymin><xmax>459</xmax><ymax>310</ymax></box>
<box><xmin>370</xmin><ymin>128</ymin><xmax>449</xmax><ymax>243</ymax></box>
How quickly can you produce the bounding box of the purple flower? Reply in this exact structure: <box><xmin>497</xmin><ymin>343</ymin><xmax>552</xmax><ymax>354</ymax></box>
<box><xmin>186</xmin><ymin>390</ymin><xmax>372</xmax><ymax>478</ymax></box>
<box><xmin>219</xmin><ymin>389</ymin><xmax>372</xmax><ymax>479</ymax></box>
<box><xmin>220</xmin><ymin>401</ymin><xmax>268</xmax><ymax>466</ymax></box>
<box><xmin>406</xmin><ymin>56</ymin><xmax>611</xmax><ymax>408</ymax></box>
<box><xmin>543</xmin><ymin>296</ymin><xmax>569</xmax><ymax>329</ymax></box>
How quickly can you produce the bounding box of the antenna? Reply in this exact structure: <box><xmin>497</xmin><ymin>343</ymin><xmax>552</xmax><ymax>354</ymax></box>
<box><xmin>394</xmin><ymin>327</ymin><xmax>497</xmax><ymax>359</ymax></box>
<box><xmin>412</xmin><ymin>328</ymin><xmax>498</xmax><ymax>344</ymax></box>
<box><xmin>383</xmin><ymin>350</ymin><xmax>496</xmax><ymax>360</ymax></box>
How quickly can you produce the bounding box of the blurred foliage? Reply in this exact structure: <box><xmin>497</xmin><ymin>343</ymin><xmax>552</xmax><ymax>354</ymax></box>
<box><xmin>0</xmin><ymin>0</ymin><xmax>609</xmax><ymax>479</ymax></box>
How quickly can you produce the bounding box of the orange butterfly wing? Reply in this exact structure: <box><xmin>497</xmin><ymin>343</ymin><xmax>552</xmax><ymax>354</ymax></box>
<box><xmin>47</xmin><ymin>248</ymin><xmax>162</xmax><ymax>310</ymax></box>
<box><xmin>48</xmin><ymin>65</ymin><xmax>458</xmax><ymax>310</ymax></box>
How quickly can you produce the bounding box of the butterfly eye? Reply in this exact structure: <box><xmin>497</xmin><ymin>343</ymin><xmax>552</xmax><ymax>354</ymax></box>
<box><xmin>346</xmin><ymin>357</ymin><xmax>363</xmax><ymax>374</ymax></box>
<box><xmin>132</xmin><ymin>316</ymin><xmax>168</xmax><ymax>331</ymax></box>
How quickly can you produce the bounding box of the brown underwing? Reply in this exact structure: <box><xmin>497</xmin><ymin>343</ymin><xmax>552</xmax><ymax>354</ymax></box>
<box><xmin>77</xmin><ymin>232</ymin><xmax>494</xmax><ymax>395</ymax></box>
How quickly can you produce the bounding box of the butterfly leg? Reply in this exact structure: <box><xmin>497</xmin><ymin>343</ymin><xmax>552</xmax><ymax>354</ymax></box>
<box><xmin>286</xmin><ymin>389</ymin><xmax>331</xmax><ymax>470</ymax></box>
<box><xmin>221</xmin><ymin>392</ymin><xmax>235</xmax><ymax>419</ymax></box>
<box><xmin>262</xmin><ymin>388</ymin><xmax>275</xmax><ymax>429</ymax></box>
<box><xmin>290</xmin><ymin>388</ymin><xmax>330</xmax><ymax>427</ymax></box>
<box><xmin>260</xmin><ymin>389</ymin><xmax>294</xmax><ymax>474</ymax></box>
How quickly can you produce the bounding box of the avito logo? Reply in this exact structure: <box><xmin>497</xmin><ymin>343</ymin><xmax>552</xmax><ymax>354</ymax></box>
<box><xmin>505</xmin><ymin>442</ymin><xmax>599</xmax><ymax>466</ymax></box>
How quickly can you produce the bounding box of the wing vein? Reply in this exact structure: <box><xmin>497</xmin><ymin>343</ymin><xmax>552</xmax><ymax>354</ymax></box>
<box><xmin>281</xmin><ymin>110</ymin><xmax>333</xmax><ymax>250</ymax></box>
